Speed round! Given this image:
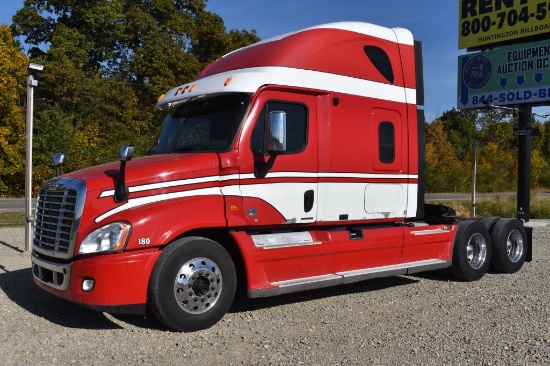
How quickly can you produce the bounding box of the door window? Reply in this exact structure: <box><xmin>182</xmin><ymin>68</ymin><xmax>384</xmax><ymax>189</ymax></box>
<box><xmin>379</xmin><ymin>122</ymin><xmax>395</xmax><ymax>163</ymax></box>
<box><xmin>251</xmin><ymin>101</ymin><xmax>308</xmax><ymax>155</ymax></box>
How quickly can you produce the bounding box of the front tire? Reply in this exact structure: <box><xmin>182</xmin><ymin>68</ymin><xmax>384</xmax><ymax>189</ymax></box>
<box><xmin>490</xmin><ymin>218</ymin><xmax>527</xmax><ymax>274</ymax></box>
<box><xmin>451</xmin><ymin>220</ymin><xmax>492</xmax><ymax>281</ymax></box>
<box><xmin>148</xmin><ymin>237</ymin><xmax>236</xmax><ymax>332</ymax></box>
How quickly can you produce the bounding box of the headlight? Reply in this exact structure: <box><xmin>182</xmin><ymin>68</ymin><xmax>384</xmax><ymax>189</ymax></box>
<box><xmin>79</xmin><ymin>222</ymin><xmax>131</xmax><ymax>254</ymax></box>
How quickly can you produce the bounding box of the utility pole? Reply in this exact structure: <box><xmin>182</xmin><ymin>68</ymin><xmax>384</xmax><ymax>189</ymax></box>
<box><xmin>516</xmin><ymin>103</ymin><xmax>532</xmax><ymax>222</ymax></box>
<box><xmin>25</xmin><ymin>62</ymin><xmax>44</xmax><ymax>252</ymax></box>
<box><xmin>471</xmin><ymin>139</ymin><xmax>477</xmax><ymax>218</ymax></box>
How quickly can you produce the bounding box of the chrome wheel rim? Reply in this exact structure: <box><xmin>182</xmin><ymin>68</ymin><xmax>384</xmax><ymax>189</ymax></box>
<box><xmin>466</xmin><ymin>233</ymin><xmax>487</xmax><ymax>269</ymax></box>
<box><xmin>174</xmin><ymin>257</ymin><xmax>222</xmax><ymax>314</ymax></box>
<box><xmin>506</xmin><ymin>229</ymin><xmax>524</xmax><ymax>263</ymax></box>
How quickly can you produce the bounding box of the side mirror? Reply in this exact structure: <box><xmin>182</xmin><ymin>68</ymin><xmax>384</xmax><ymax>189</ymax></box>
<box><xmin>254</xmin><ymin>112</ymin><xmax>286</xmax><ymax>178</ymax></box>
<box><xmin>114</xmin><ymin>145</ymin><xmax>134</xmax><ymax>203</ymax></box>
<box><xmin>267</xmin><ymin>111</ymin><xmax>287</xmax><ymax>153</ymax></box>
<box><xmin>52</xmin><ymin>153</ymin><xmax>66</xmax><ymax>177</ymax></box>
<box><xmin>119</xmin><ymin>145</ymin><xmax>135</xmax><ymax>162</ymax></box>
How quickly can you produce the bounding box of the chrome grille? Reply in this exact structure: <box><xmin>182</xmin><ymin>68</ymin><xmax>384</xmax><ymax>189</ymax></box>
<box><xmin>34</xmin><ymin>188</ymin><xmax>76</xmax><ymax>253</ymax></box>
<box><xmin>33</xmin><ymin>178</ymin><xmax>86</xmax><ymax>259</ymax></box>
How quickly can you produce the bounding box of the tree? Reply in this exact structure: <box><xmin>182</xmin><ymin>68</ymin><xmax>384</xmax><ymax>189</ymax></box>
<box><xmin>425</xmin><ymin>120</ymin><xmax>470</xmax><ymax>192</ymax></box>
<box><xmin>438</xmin><ymin>108</ymin><xmax>477</xmax><ymax>161</ymax></box>
<box><xmin>0</xmin><ymin>25</ymin><xmax>28</xmax><ymax>196</ymax></box>
<box><xmin>541</xmin><ymin>121</ymin><xmax>550</xmax><ymax>162</ymax></box>
<box><xmin>426</xmin><ymin>105</ymin><xmax>550</xmax><ymax>192</ymax></box>
<box><xmin>6</xmin><ymin>0</ymin><xmax>260</xmax><ymax>195</ymax></box>
<box><xmin>12</xmin><ymin>0</ymin><xmax>259</xmax><ymax>109</ymax></box>
<box><xmin>476</xmin><ymin>142</ymin><xmax>516</xmax><ymax>192</ymax></box>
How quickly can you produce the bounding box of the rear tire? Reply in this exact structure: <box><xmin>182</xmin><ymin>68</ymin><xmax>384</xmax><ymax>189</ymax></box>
<box><xmin>451</xmin><ymin>220</ymin><xmax>492</xmax><ymax>281</ymax></box>
<box><xmin>148</xmin><ymin>237</ymin><xmax>236</xmax><ymax>332</ymax></box>
<box><xmin>479</xmin><ymin>216</ymin><xmax>500</xmax><ymax>232</ymax></box>
<box><xmin>490</xmin><ymin>218</ymin><xmax>527</xmax><ymax>274</ymax></box>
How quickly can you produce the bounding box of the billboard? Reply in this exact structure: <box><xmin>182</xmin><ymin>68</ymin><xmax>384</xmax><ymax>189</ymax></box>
<box><xmin>459</xmin><ymin>0</ymin><xmax>550</xmax><ymax>49</ymax></box>
<box><xmin>458</xmin><ymin>39</ymin><xmax>550</xmax><ymax>108</ymax></box>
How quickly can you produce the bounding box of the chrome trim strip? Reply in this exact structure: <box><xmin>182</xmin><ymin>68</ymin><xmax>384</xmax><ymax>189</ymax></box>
<box><xmin>272</xmin><ymin>274</ymin><xmax>341</xmax><ymax>287</ymax></box>
<box><xmin>254</xmin><ymin>241</ymin><xmax>322</xmax><ymax>250</ymax></box>
<box><xmin>410</xmin><ymin>229</ymin><xmax>452</xmax><ymax>236</ymax></box>
<box><xmin>337</xmin><ymin>259</ymin><xmax>447</xmax><ymax>280</ymax></box>
<box><xmin>31</xmin><ymin>254</ymin><xmax>72</xmax><ymax>291</ymax></box>
<box><xmin>251</xmin><ymin>232</ymin><xmax>321</xmax><ymax>249</ymax></box>
<box><xmin>406</xmin><ymin>259</ymin><xmax>449</xmax><ymax>275</ymax></box>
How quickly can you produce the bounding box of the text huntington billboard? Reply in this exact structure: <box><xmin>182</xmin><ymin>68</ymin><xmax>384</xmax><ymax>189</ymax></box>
<box><xmin>458</xmin><ymin>39</ymin><xmax>550</xmax><ymax>109</ymax></box>
<box><xmin>459</xmin><ymin>0</ymin><xmax>550</xmax><ymax>50</ymax></box>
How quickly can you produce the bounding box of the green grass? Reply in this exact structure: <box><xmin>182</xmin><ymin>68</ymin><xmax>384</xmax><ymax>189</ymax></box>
<box><xmin>427</xmin><ymin>195</ymin><xmax>550</xmax><ymax>219</ymax></box>
<box><xmin>0</xmin><ymin>211</ymin><xmax>26</xmax><ymax>227</ymax></box>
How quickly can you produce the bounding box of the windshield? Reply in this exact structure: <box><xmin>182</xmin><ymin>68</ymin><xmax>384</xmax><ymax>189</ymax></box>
<box><xmin>150</xmin><ymin>93</ymin><xmax>250</xmax><ymax>154</ymax></box>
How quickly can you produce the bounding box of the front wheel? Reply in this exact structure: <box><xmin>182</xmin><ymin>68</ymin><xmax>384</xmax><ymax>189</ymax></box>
<box><xmin>148</xmin><ymin>237</ymin><xmax>236</xmax><ymax>332</ymax></box>
<box><xmin>451</xmin><ymin>220</ymin><xmax>492</xmax><ymax>281</ymax></box>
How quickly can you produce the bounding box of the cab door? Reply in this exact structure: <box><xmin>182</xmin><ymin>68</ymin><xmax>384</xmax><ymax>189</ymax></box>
<box><xmin>364</xmin><ymin>108</ymin><xmax>409</xmax><ymax>219</ymax></box>
<box><xmin>238</xmin><ymin>91</ymin><xmax>318</xmax><ymax>226</ymax></box>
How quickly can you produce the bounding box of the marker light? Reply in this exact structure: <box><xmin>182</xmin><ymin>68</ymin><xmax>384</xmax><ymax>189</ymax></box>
<box><xmin>82</xmin><ymin>279</ymin><xmax>95</xmax><ymax>292</ymax></box>
<box><xmin>224</xmin><ymin>77</ymin><xmax>233</xmax><ymax>86</ymax></box>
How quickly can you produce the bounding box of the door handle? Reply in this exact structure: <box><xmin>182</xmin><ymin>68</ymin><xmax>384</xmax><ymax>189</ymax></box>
<box><xmin>304</xmin><ymin>190</ymin><xmax>314</xmax><ymax>213</ymax></box>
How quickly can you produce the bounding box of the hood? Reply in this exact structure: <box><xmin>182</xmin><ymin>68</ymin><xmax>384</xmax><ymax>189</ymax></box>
<box><xmin>63</xmin><ymin>153</ymin><xmax>221</xmax><ymax>193</ymax></box>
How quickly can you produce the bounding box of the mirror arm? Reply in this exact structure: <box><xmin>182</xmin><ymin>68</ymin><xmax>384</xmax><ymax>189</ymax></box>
<box><xmin>254</xmin><ymin>154</ymin><xmax>277</xmax><ymax>178</ymax></box>
<box><xmin>114</xmin><ymin>145</ymin><xmax>135</xmax><ymax>203</ymax></box>
<box><xmin>114</xmin><ymin>161</ymin><xmax>129</xmax><ymax>203</ymax></box>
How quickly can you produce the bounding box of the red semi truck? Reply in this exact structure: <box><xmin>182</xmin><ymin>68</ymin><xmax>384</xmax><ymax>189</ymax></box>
<box><xmin>31</xmin><ymin>22</ymin><xmax>531</xmax><ymax>331</ymax></box>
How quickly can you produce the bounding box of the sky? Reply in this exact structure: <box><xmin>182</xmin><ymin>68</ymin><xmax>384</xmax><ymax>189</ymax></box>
<box><xmin>2</xmin><ymin>0</ymin><xmax>545</xmax><ymax>121</ymax></box>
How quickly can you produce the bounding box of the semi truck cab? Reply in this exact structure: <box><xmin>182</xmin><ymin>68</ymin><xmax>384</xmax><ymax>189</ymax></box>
<box><xmin>31</xmin><ymin>22</ymin><xmax>530</xmax><ymax>332</ymax></box>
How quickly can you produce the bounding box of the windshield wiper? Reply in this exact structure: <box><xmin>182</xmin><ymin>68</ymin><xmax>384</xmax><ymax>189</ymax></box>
<box><xmin>172</xmin><ymin>145</ymin><xmax>215</xmax><ymax>153</ymax></box>
<box><xmin>172</xmin><ymin>147</ymin><xmax>199</xmax><ymax>152</ymax></box>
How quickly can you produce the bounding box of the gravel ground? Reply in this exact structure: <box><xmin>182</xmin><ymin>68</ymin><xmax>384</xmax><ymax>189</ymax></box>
<box><xmin>0</xmin><ymin>222</ymin><xmax>548</xmax><ymax>365</ymax></box>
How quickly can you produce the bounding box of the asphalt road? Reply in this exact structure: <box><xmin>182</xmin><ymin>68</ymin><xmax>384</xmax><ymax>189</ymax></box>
<box><xmin>0</xmin><ymin>198</ymin><xmax>37</xmax><ymax>211</ymax></box>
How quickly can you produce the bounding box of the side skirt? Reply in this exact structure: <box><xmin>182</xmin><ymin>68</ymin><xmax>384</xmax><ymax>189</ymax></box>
<box><xmin>247</xmin><ymin>259</ymin><xmax>449</xmax><ymax>298</ymax></box>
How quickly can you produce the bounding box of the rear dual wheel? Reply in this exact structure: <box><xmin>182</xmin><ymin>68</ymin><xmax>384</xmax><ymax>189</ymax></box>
<box><xmin>489</xmin><ymin>218</ymin><xmax>527</xmax><ymax>274</ymax></box>
<box><xmin>451</xmin><ymin>220</ymin><xmax>492</xmax><ymax>281</ymax></box>
<box><xmin>451</xmin><ymin>218</ymin><xmax>528</xmax><ymax>281</ymax></box>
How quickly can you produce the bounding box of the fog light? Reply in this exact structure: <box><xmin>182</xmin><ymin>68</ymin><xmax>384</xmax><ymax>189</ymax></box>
<box><xmin>82</xmin><ymin>279</ymin><xmax>95</xmax><ymax>292</ymax></box>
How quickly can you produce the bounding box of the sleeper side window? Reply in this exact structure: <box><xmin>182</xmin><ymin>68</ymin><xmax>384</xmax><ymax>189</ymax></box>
<box><xmin>251</xmin><ymin>101</ymin><xmax>308</xmax><ymax>155</ymax></box>
<box><xmin>364</xmin><ymin>46</ymin><xmax>394</xmax><ymax>84</ymax></box>
<box><xmin>379</xmin><ymin>121</ymin><xmax>395</xmax><ymax>163</ymax></box>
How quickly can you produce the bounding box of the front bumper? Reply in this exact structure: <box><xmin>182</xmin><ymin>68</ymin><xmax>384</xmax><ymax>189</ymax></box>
<box><xmin>32</xmin><ymin>248</ymin><xmax>162</xmax><ymax>311</ymax></box>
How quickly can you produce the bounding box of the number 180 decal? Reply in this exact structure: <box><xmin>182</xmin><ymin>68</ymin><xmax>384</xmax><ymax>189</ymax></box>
<box><xmin>138</xmin><ymin>238</ymin><xmax>151</xmax><ymax>245</ymax></box>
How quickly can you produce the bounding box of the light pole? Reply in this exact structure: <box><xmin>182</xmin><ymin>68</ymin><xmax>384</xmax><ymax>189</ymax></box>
<box><xmin>25</xmin><ymin>62</ymin><xmax>44</xmax><ymax>252</ymax></box>
<box><xmin>471</xmin><ymin>139</ymin><xmax>477</xmax><ymax>218</ymax></box>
